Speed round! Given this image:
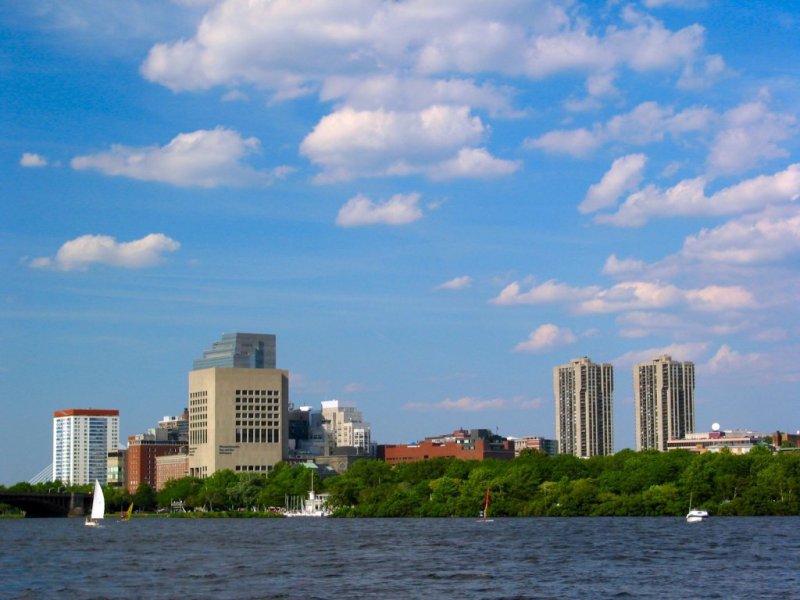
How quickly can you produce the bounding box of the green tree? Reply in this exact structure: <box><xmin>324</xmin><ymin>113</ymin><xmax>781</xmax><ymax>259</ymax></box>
<box><xmin>133</xmin><ymin>483</ymin><xmax>156</xmax><ymax>511</ymax></box>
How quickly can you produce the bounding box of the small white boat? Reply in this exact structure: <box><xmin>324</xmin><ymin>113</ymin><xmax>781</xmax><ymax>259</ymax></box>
<box><xmin>85</xmin><ymin>480</ymin><xmax>105</xmax><ymax>527</ymax></box>
<box><xmin>686</xmin><ymin>508</ymin><xmax>709</xmax><ymax>523</ymax></box>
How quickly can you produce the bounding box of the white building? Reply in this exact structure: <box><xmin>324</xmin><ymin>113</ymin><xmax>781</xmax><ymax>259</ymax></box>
<box><xmin>52</xmin><ymin>408</ymin><xmax>120</xmax><ymax>485</ymax></box>
<box><xmin>320</xmin><ymin>400</ymin><xmax>371</xmax><ymax>452</ymax></box>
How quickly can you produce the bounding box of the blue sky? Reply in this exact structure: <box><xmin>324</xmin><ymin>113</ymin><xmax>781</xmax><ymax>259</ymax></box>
<box><xmin>2</xmin><ymin>0</ymin><xmax>799</xmax><ymax>484</ymax></box>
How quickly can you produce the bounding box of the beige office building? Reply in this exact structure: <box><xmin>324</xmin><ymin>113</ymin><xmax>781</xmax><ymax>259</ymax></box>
<box><xmin>188</xmin><ymin>367</ymin><xmax>289</xmax><ymax>478</ymax></box>
<box><xmin>320</xmin><ymin>400</ymin><xmax>371</xmax><ymax>453</ymax></box>
<box><xmin>553</xmin><ymin>357</ymin><xmax>614</xmax><ymax>457</ymax></box>
<box><xmin>634</xmin><ymin>355</ymin><xmax>695</xmax><ymax>451</ymax></box>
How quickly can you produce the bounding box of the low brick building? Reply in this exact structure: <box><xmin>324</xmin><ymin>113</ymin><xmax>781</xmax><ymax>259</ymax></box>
<box><xmin>378</xmin><ymin>428</ymin><xmax>515</xmax><ymax>464</ymax></box>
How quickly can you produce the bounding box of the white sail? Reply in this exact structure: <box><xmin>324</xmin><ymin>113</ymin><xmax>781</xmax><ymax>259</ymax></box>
<box><xmin>91</xmin><ymin>480</ymin><xmax>105</xmax><ymax>520</ymax></box>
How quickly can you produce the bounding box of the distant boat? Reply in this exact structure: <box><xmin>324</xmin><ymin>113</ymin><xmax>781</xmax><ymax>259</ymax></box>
<box><xmin>285</xmin><ymin>472</ymin><xmax>329</xmax><ymax>517</ymax></box>
<box><xmin>686</xmin><ymin>493</ymin><xmax>708</xmax><ymax>523</ymax></box>
<box><xmin>686</xmin><ymin>508</ymin><xmax>709</xmax><ymax>523</ymax></box>
<box><xmin>120</xmin><ymin>502</ymin><xmax>133</xmax><ymax>522</ymax></box>
<box><xmin>478</xmin><ymin>487</ymin><xmax>493</xmax><ymax>523</ymax></box>
<box><xmin>85</xmin><ymin>480</ymin><xmax>105</xmax><ymax>527</ymax></box>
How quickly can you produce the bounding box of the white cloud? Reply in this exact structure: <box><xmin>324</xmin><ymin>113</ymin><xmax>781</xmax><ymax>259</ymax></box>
<box><xmin>707</xmin><ymin>100</ymin><xmax>796</xmax><ymax>175</ymax></box>
<box><xmin>431</xmin><ymin>147</ymin><xmax>520</xmax><ymax>180</ymax></box>
<box><xmin>71</xmin><ymin>127</ymin><xmax>284</xmax><ymax>188</ymax></box>
<box><xmin>602</xmin><ymin>254</ymin><xmax>646</xmax><ymax>277</ymax></box>
<box><xmin>678</xmin><ymin>53</ymin><xmax>728</xmax><ymax>90</ymax></box>
<box><xmin>405</xmin><ymin>396</ymin><xmax>506</xmax><ymax>412</ymax></box>
<box><xmin>580</xmin><ymin>154</ymin><xmax>647</xmax><ymax>214</ymax></box>
<box><xmin>526</xmin><ymin>102</ymin><xmax>713</xmax><ymax>157</ymax></box>
<box><xmin>320</xmin><ymin>75</ymin><xmax>516</xmax><ymax>116</ymax></box>
<box><xmin>29</xmin><ymin>233</ymin><xmax>180</xmax><ymax>271</ymax></box>
<box><xmin>703</xmin><ymin>344</ymin><xmax>765</xmax><ymax>374</ymax></box>
<box><xmin>613</xmin><ymin>342</ymin><xmax>711</xmax><ymax>368</ymax></box>
<box><xmin>490</xmin><ymin>279</ymin><xmax>600</xmax><ymax>306</ymax></box>
<box><xmin>514</xmin><ymin>324</ymin><xmax>577</xmax><ymax>353</ymax></box>
<box><xmin>141</xmin><ymin>2</ymin><xmax>708</xmax><ymax>97</ymax></box>
<box><xmin>20</xmin><ymin>152</ymin><xmax>48</xmax><ymax>167</ymax></box>
<box><xmin>301</xmin><ymin>105</ymin><xmax>517</xmax><ymax>182</ymax></box>
<box><xmin>679</xmin><ymin>205</ymin><xmax>800</xmax><ymax>264</ymax></box>
<box><xmin>599</xmin><ymin>163</ymin><xmax>800</xmax><ymax>227</ymax></box>
<box><xmin>435</xmin><ymin>276</ymin><xmax>472</xmax><ymax>291</ymax></box>
<box><xmin>336</xmin><ymin>193</ymin><xmax>423</xmax><ymax>227</ymax></box>
<box><xmin>492</xmin><ymin>278</ymin><xmax>755</xmax><ymax>314</ymax></box>
<box><xmin>579</xmin><ymin>281</ymin><xmax>755</xmax><ymax>314</ymax></box>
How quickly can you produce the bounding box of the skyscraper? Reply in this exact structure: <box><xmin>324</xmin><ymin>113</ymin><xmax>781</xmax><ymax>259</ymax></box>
<box><xmin>634</xmin><ymin>355</ymin><xmax>695</xmax><ymax>451</ymax></box>
<box><xmin>192</xmin><ymin>332</ymin><xmax>276</xmax><ymax>370</ymax></box>
<box><xmin>52</xmin><ymin>409</ymin><xmax>120</xmax><ymax>485</ymax></box>
<box><xmin>188</xmin><ymin>333</ymin><xmax>287</xmax><ymax>478</ymax></box>
<box><xmin>553</xmin><ymin>357</ymin><xmax>614</xmax><ymax>457</ymax></box>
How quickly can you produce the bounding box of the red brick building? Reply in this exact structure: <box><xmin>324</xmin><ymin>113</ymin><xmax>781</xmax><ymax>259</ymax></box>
<box><xmin>126</xmin><ymin>431</ymin><xmax>185</xmax><ymax>493</ymax></box>
<box><xmin>378</xmin><ymin>428</ymin><xmax>515</xmax><ymax>464</ymax></box>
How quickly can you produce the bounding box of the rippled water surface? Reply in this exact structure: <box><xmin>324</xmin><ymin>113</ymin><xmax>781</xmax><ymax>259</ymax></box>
<box><xmin>2</xmin><ymin>517</ymin><xmax>798</xmax><ymax>599</ymax></box>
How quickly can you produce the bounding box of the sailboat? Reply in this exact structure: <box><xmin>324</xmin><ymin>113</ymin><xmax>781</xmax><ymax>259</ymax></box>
<box><xmin>120</xmin><ymin>502</ymin><xmax>134</xmax><ymax>522</ymax></box>
<box><xmin>85</xmin><ymin>480</ymin><xmax>105</xmax><ymax>527</ymax></box>
<box><xmin>478</xmin><ymin>487</ymin><xmax>493</xmax><ymax>523</ymax></box>
<box><xmin>686</xmin><ymin>493</ymin><xmax>708</xmax><ymax>523</ymax></box>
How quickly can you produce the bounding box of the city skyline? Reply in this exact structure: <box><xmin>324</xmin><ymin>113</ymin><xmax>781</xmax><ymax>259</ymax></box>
<box><xmin>2</xmin><ymin>2</ymin><xmax>799</xmax><ymax>484</ymax></box>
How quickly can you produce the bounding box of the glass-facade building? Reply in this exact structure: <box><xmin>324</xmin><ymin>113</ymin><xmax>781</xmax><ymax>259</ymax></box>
<box><xmin>192</xmin><ymin>333</ymin><xmax>276</xmax><ymax>370</ymax></box>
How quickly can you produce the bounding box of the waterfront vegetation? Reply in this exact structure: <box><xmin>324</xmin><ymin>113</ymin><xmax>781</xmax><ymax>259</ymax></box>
<box><xmin>2</xmin><ymin>447</ymin><xmax>798</xmax><ymax>517</ymax></box>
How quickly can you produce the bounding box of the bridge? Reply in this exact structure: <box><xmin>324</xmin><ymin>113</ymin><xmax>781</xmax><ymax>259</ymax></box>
<box><xmin>0</xmin><ymin>491</ymin><xmax>92</xmax><ymax>517</ymax></box>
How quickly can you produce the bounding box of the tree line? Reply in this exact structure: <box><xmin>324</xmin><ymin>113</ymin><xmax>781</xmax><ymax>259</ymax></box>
<box><xmin>2</xmin><ymin>447</ymin><xmax>798</xmax><ymax>517</ymax></box>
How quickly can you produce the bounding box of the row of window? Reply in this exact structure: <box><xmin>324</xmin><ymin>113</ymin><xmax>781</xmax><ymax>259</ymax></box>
<box><xmin>235</xmin><ymin>428</ymin><xmax>279</xmax><ymax>444</ymax></box>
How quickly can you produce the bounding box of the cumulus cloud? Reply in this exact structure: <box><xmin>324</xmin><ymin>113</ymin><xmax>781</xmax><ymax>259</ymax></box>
<box><xmin>336</xmin><ymin>193</ymin><xmax>423</xmax><ymax>227</ymax></box>
<box><xmin>29</xmin><ymin>233</ymin><xmax>180</xmax><ymax>271</ymax></box>
<box><xmin>435</xmin><ymin>276</ymin><xmax>473</xmax><ymax>291</ymax></box>
<box><xmin>579</xmin><ymin>281</ymin><xmax>755</xmax><ymax>313</ymax></box>
<box><xmin>514</xmin><ymin>324</ymin><xmax>577</xmax><ymax>353</ymax></box>
<box><xmin>490</xmin><ymin>279</ymin><xmax>600</xmax><ymax>306</ymax></box>
<box><xmin>580</xmin><ymin>154</ymin><xmax>647</xmax><ymax>214</ymax></box>
<box><xmin>526</xmin><ymin>102</ymin><xmax>712</xmax><ymax>157</ymax></box>
<box><xmin>431</xmin><ymin>147</ymin><xmax>521</xmax><ymax>180</ymax></box>
<box><xmin>707</xmin><ymin>100</ymin><xmax>796</xmax><ymax>175</ymax></box>
<box><xmin>679</xmin><ymin>205</ymin><xmax>800</xmax><ymax>264</ymax></box>
<box><xmin>71</xmin><ymin>127</ymin><xmax>284</xmax><ymax>188</ymax></box>
<box><xmin>703</xmin><ymin>344</ymin><xmax>765</xmax><ymax>373</ymax></box>
<box><xmin>598</xmin><ymin>163</ymin><xmax>800</xmax><ymax>227</ymax></box>
<box><xmin>678</xmin><ymin>53</ymin><xmax>728</xmax><ymax>89</ymax></box>
<box><xmin>141</xmin><ymin>2</ymin><xmax>708</xmax><ymax>97</ymax></box>
<box><xmin>603</xmin><ymin>254</ymin><xmax>646</xmax><ymax>277</ymax></box>
<box><xmin>492</xmin><ymin>278</ymin><xmax>754</xmax><ymax>314</ymax></box>
<box><xmin>20</xmin><ymin>152</ymin><xmax>48</xmax><ymax>167</ymax></box>
<box><xmin>300</xmin><ymin>105</ymin><xmax>517</xmax><ymax>182</ymax></box>
<box><xmin>320</xmin><ymin>75</ymin><xmax>516</xmax><ymax>116</ymax></box>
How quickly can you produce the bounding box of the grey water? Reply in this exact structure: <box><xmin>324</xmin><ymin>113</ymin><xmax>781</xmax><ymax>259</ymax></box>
<box><xmin>1</xmin><ymin>517</ymin><xmax>798</xmax><ymax>599</ymax></box>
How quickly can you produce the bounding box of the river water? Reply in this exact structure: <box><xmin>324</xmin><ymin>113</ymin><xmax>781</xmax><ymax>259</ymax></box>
<box><xmin>1</xmin><ymin>516</ymin><xmax>798</xmax><ymax>599</ymax></box>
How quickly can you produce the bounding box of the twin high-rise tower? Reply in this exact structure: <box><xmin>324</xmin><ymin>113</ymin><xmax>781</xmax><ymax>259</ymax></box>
<box><xmin>634</xmin><ymin>355</ymin><xmax>695</xmax><ymax>452</ymax></box>
<box><xmin>554</xmin><ymin>354</ymin><xmax>695</xmax><ymax>457</ymax></box>
<box><xmin>553</xmin><ymin>357</ymin><xmax>614</xmax><ymax>458</ymax></box>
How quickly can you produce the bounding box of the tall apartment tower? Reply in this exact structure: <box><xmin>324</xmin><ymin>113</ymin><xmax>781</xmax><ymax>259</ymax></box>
<box><xmin>188</xmin><ymin>332</ymin><xmax>288</xmax><ymax>478</ymax></box>
<box><xmin>634</xmin><ymin>355</ymin><xmax>695</xmax><ymax>451</ymax></box>
<box><xmin>52</xmin><ymin>409</ymin><xmax>120</xmax><ymax>485</ymax></box>
<box><xmin>553</xmin><ymin>357</ymin><xmax>614</xmax><ymax>457</ymax></box>
<box><xmin>320</xmin><ymin>400</ymin><xmax>371</xmax><ymax>453</ymax></box>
